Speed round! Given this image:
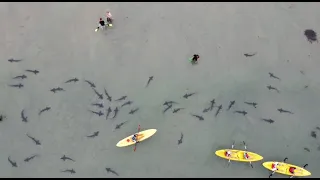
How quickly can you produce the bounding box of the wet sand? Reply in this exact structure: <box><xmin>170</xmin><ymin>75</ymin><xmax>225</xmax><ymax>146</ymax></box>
<box><xmin>0</xmin><ymin>2</ymin><xmax>320</xmax><ymax>178</ymax></box>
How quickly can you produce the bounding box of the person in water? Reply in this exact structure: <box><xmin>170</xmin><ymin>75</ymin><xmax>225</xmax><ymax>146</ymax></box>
<box><xmin>106</xmin><ymin>11</ymin><xmax>113</xmax><ymax>24</ymax></box>
<box><xmin>191</xmin><ymin>54</ymin><xmax>200</xmax><ymax>64</ymax></box>
<box><xmin>96</xmin><ymin>18</ymin><xmax>106</xmax><ymax>31</ymax></box>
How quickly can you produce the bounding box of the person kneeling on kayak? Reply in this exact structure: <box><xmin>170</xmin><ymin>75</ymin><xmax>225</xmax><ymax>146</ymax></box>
<box><xmin>225</xmin><ymin>150</ymin><xmax>232</xmax><ymax>157</ymax></box>
<box><xmin>243</xmin><ymin>152</ymin><xmax>250</xmax><ymax>159</ymax></box>
<box><xmin>289</xmin><ymin>167</ymin><xmax>296</xmax><ymax>174</ymax></box>
<box><xmin>132</xmin><ymin>134</ymin><xmax>138</xmax><ymax>142</ymax></box>
<box><xmin>271</xmin><ymin>162</ymin><xmax>279</xmax><ymax>171</ymax></box>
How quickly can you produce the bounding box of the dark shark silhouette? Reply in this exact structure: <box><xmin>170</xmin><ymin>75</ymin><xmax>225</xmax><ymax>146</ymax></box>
<box><xmin>105</xmin><ymin>168</ymin><xmax>119</xmax><ymax>176</ymax></box>
<box><xmin>227</xmin><ymin>101</ymin><xmax>235</xmax><ymax>111</ymax></box>
<box><xmin>13</xmin><ymin>75</ymin><xmax>27</xmax><ymax>79</ymax></box>
<box><xmin>65</xmin><ymin>78</ymin><xmax>79</xmax><ymax>83</ymax></box>
<box><xmin>190</xmin><ymin>114</ymin><xmax>204</xmax><ymax>121</ymax></box>
<box><xmin>215</xmin><ymin>105</ymin><xmax>222</xmax><ymax>117</ymax></box>
<box><xmin>87</xmin><ymin>131</ymin><xmax>99</xmax><ymax>138</ymax></box>
<box><xmin>146</xmin><ymin>76</ymin><xmax>154</xmax><ymax>88</ymax></box>
<box><xmin>261</xmin><ymin>118</ymin><xmax>275</xmax><ymax>124</ymax></box>
<box><xmin>84</xmin><ymin>80</ymin><xmax>96</xmax><ymax>88</ymax></box>
<box><xmin>24</xmin><ymin>154</ymin><xmax>39</xmax><ymax>162</ymax></box>
<box><xmin>26</xmin><ymin>134</ymin><xmax>41</xmax><ymax>145</ymax></box>
<box><xmin>25</xmin><ymin>69</ymin><xmax>39</xmax><ymax>75</ymax></box>
<box><xmin>8</xmin><ymin>156</ymin><xmax>18</xmax><ymax>167</ymax></box>
<box><xmin>8</xmin><ymin>58</ymin><xmax>22</xmax><ymax>63</ymax></box>
<box><xmin>61</xmin><ymin>155</ymin><xmax>75</xmax><ymax>162</ymax></box>
<box><xmin>178</xmin><ymin>132</ymin><xmax>183</xmax><ymax>145</ymax></box>
<box><xmin>244</xmin><ymin>52</ymin><xmax>256</xmax><ymax>57</ymax></box>
<box><xmin>183</xmin><ymin>93</ymin><xmax>196</xmax><ymax>99</ymax></box>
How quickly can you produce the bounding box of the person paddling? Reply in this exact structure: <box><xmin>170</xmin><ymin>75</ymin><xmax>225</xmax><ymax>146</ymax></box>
<box><xmin>131</xmin><ymin>134</ymin><xmax>138</xmax><ymax>142</ymax></box>
<box><xmin>243</xmin><ymin>152</ymin><xmax>250</xmax><ymax>159</ymax></box>
<box><xmin>225</xmin><ymin>150</ymin><xmax>232</xmax><ymax>157</ymax></box>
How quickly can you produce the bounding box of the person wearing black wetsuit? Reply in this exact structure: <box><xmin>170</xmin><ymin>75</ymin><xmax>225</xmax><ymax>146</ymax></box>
<box><xmin>99</xmin><ymin>18</ymin><xmax>105</xmax><ymax>26</ymax></box>
<box><xmin>192</xmin><ymin>54</ymin><xmax>200</xmax><ymax>64</ymax></box>
<box><xmin>96</xmin><ymin>18</ymin><xmax>106</xmax><ymax>31</ymax></box>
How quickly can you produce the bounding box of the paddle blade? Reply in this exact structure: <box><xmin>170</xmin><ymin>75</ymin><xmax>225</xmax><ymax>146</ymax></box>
<box><xmin>133</xmin><ymin>125</ymin><xmax>141</xmax><ymax>152</ymax></box>
<box><xmin>226</xmin><ymin>161</ymin><xmax>230</xmax><ymax>168</ymax></box>
<box><xmin>269</xmin><ymin>170</ymin><xmax>276</xmax><ymax>178</ymax></box>
<box><xmin>134</xmin><ymin>142</ymin><xmax>137</xmax><ymax>152</ymax></box>
<box><xmin>231</xmin><ymin>140</ymin><xmax>235</xmax><ymax>149</ymax></box>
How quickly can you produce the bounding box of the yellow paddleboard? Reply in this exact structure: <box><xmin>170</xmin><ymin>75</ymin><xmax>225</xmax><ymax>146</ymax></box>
<box><xmin>215</xmin><ymin>149</ymin><xmax>263</xmax><ymax>162</ymax></box>
<box><xmin>116</xmin><ymin>129</ymin><xmax>157</xmax><ymax>147</ymax></box>
<box><xmin>263</xmin><ymin>161</ymin><xmax>311</xmax><ymax>177</ymax></box>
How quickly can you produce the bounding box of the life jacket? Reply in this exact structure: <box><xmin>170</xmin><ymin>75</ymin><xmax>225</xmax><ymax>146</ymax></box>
<box><xmin>225</xmin><ymin>151</ymin><xmax>231</xmax><ymax>157</ymax></box>
<box><xmin>244</xmin><ymin>152</ymin><xmax>249</xmax><ymax>159</ymax></box>
<box><xmin>272</xmin><ymin>163</ymin><xmax>278</xmax><ymax>169</ymax></box>
<box><xmin>132</xmin><ymin>134</ymin><xmax>137</xmax><ymax>141</ymax></box>
<box><xmin>289</xmin><ymin>167</ymin><xmax>296</xmax><ymax>174</ymax></box>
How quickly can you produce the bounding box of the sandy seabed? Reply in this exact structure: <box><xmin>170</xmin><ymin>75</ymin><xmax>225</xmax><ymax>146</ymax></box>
<box><xmin>0</xmin><ymin>2</ymin><xmax>320</xmax><ymax>178</ymax></box>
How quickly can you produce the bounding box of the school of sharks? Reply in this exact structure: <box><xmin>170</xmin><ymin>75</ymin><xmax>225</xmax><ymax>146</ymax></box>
<box><xmin>1</xmin><ymin>24</ymin><xmax>320</xmax><ymax>178</ymax></box>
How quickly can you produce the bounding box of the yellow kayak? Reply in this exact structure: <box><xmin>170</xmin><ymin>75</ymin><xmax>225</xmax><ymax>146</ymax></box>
<box><xmin>263</xmin><ymin>161</ymin><xmax>311</xmax><ymax>177</ymax></box>
<box><xmin>215</xmin><ymin>149</ymin><xmax>263</xmax><ymax>162</ymax></box>
<box><xmin>116</xmin><ymin>129</ymin><xmax>157</xmax><ymax>147</ymax></box>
